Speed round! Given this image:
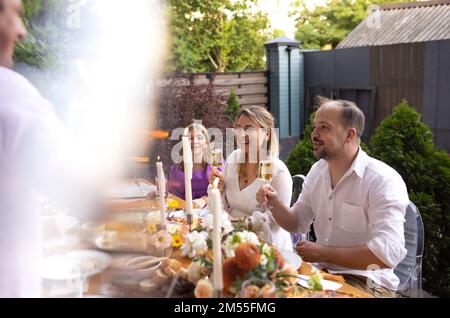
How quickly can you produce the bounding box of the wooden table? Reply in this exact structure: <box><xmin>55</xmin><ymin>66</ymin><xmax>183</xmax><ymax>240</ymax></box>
<box><xmin>42</xmin><ymin>192</ymin><xmax>370</xmax><ymax>298</ymax></box>
<box><xmin>74</xmin><ymin>249</ymin><xmax>370</xmax><ymax>298</ymax></box>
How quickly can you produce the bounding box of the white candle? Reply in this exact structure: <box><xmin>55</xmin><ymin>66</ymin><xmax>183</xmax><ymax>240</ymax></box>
<box><xmin>156</xmin><ymin>157</ymin><xmax>167</xmax><ymax>229</ymax></box>
<box><xmin>182</xmin><ymin>137</ymin><xmax>194</xmax><ymax>226</ymax></box>
<box><xmin>211</xmin><ymin>178</ymin><xmax>224</xmax><ymax>295</ymax></box>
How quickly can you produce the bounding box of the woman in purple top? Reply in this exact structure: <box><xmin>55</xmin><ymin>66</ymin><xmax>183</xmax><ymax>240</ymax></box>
<box><xmin>168</xmin><ymin>123</ymin><xmax>224</xmax><ymax>207</ymax></box>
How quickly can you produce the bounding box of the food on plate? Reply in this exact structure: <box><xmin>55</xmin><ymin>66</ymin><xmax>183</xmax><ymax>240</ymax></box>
<box><xmin>96</xmin><ymin>231</ymin><xmax>147</xmax><ymax>252</ymax></box>
<box><xmin>153</xmin><ymin>269</ymin><xmax>171</xmax><ymax>285</ymax></box>
<box><xmin>300</xmin><ymin>290</ymin><xmax>353</xmax><ymax>298</ymax></box>
<box><xmin>308</xmin><ymin>271</ymin><xmax>324</xmax><ymax>291</ymax></box>
<box><xmin>138</xmin><ymin>257</ymin><xmax>193</xmax><ymax>295</ymax></box>
<box><xmin>179</xmin><ymin>267</ymin><xmax>189</xmax><ymax>281</ymax></box>
<box><xmin>107</xmin><ymin>199</ymin><xmax>160</xmax><ymax>212</ymax></box>
<box><xmin>321</xmin><ymin>272</ymin><xmax>345</xmax><ymax>283</ymax></box>
<box><xmin>162</xmin><ymin>259</ymin><xmax>183</xmax><ymax>272</ymax></box>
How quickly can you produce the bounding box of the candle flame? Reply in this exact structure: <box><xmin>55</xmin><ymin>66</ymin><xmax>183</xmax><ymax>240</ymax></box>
<box><xmin>157</xmin><ymin>156</ymin><xmax>160</xmax><ymax>161</ymax></box>
<box><xmin>126</xmin><ymin>157</ymin><xmax>149</xmax><ymax>163</ymax></box>
<box><xmin>148</xmin><ymin>130</ymin><xmax>170</xmax><ymax>139</ymax></box>
<box><xmin>213</xmin><ymin>177</ymin><xmax>220</xmax><ymax>189</ymax></box>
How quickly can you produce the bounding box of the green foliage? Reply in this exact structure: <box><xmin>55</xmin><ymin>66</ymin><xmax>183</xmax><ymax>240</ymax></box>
<box><xmin>224</xmin><ymin>89</ymin><xmax>240</xmax><ymax>124</ymax></box>
<box><xmin>14</xmin><ymin>25</ymin><xmax>54</xmax><ymax>67</ymax></box>
<box><xmin>13</xmin><ymin>0</ymin><xmax>65</xmax><ymax>67</ymax></box>
<box><xmin>370</xmin><ymin>100</ymin><xmax>450</xmax><ymax>297</ymax></box>
<box><xmin>167</xmin><ymin>0</ymin><xmax>273</xmax><ymax>72</ymax></box>
<box><xmin>290</xmin><ymin>0</ymin><xmax>414</xmax><ymax>49</ymax></box>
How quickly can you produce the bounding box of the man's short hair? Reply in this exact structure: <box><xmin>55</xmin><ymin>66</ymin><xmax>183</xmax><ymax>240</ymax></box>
<box><xmin>315</xmin><ymin>96</ymin><xmax>365</xmax><ymax>138</ymax></box>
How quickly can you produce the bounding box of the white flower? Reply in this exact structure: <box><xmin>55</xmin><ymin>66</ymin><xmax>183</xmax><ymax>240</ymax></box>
<box><xmin>260</xmin><ymin>254</ymin><xmax>268</xmax><ymax>266</ymax></box>
<box><xmin>241</xmin><ymin>231</ymin><xmax>259</xmax><ymax>245</ymax></box>
<box><xmin>204</xmin><ymin>212</ymin><xmax>232</xmax><ymax>236</ymax></box>
<box><xmin>222</xmin><ymin>219</ymin><xmax>233</xmax><ymax>236</ymax></box>
<box><xmin>180</xmin><ymin>231</ymin><xmax>208</xmax><ymax>258</ymax></box>
<box><xmin>223</xmin><ymin>230</ymin><xmax>260</xmax><ymax>258</ymax></box>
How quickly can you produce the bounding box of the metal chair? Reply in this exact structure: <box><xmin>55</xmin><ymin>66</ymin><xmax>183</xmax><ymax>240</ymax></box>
<box><xmin>291</xmin><ymin>174</ymin><xmax>309</xmax><ymax>245</ymax></box>
<box><xmin>394</xmin><ymin>201</ymin><xmax>424</xmax><ymax>297</ymax></box>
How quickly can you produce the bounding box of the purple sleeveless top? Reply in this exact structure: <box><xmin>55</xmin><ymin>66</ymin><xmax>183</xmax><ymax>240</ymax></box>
<box><xmin>168</xmin><ymin>162</ymin><xmax>224</xmax><ymax>200</ymax></box>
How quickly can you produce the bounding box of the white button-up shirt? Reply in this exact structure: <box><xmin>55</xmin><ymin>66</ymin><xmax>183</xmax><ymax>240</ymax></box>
<box><xmin>292</xmin><ymin>148</ymin><xmax>409</xmax><ymax>290</ymax></box>
<box><xmin>0</xmin><ymin>67</ymin><xmax>87</xmax><ymax>297</ymax></box>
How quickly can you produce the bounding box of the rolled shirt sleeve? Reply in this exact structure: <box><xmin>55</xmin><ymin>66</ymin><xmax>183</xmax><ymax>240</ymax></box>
<box><xmin>366</xmin><ymin>174</ymin><xmax>409</xmax><ymax>268</ymax></box>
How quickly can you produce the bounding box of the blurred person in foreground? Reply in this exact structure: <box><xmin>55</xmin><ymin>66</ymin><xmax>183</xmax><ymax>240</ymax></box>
<box><xmin>257</xmin><ymin>99</ymin><xmax>409</xmax><ymax>297</ymax></box>
<box><xmin>0</xmin><ymin>0</ymin><xmax>94</xmax><ymax>297</ymax></box>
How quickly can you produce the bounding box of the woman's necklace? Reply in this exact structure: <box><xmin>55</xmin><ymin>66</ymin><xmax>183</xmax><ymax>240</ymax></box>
<box><xmin>242</xmin><ymin>166</ymin><xmax>256</xmax><ymax>184</ymax></box>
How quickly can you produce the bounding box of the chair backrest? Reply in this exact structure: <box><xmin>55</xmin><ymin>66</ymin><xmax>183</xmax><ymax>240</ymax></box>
<box><xmin>394</xmin><ymin>201</ymin><xmax>425</xmax><ymax>294</ymax></box>
<box><xmin>291</xmin><ymin>174</ymin><xmax>308</xmax><ymax>245</ymax></box>
<box><xmin>291</xmin><ymin>174</ymin><xmax>306</xmax><ymax>206</ymax></box>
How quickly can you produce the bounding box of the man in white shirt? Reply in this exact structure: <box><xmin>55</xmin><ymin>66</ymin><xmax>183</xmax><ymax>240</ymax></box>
<box><xmin>0</xmin><ymin>0</ymin><xmax>102</xmax><ymax>297</ymax></box>
<box><xmin>257</xmin><ymin>99</ymin><xmax>409</xmax><ymax>297</ymax></box>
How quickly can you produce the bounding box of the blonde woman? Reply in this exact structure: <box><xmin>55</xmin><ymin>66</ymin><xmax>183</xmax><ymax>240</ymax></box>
<box><xmin>169</xmin><ymin>123</ymin><xmax>224</xmax><ymax>208</ymax></box>
<box><xmin>210</xmin><ymin>106</ymin><xmax>293</xmax><ymax>251</ymax></box>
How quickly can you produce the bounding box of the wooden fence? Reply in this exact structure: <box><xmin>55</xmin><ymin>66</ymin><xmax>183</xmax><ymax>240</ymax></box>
<box><xmin>157</xmin><ymin>71</ymin><xmax>269</xmax><ymax>108</ymax></box>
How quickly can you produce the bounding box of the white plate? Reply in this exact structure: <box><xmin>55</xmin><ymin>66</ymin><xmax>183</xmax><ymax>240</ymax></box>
<box><xmin>280</xmin><ymin>249</ymin><xmax>302</xmax><ymax>270</ymax></box>
<box><xmin>168</xmin><ymin>208</ymin><xmax>206</xmax><ymax>218</ymax></box>
<box><xmin>41</xmin><ymin>250</ymin><xmax>112</xmax><ymax>280</ymax></box>
<box><xmin>296</xmin><ymin>274</ymin><xmax>343</xmax><ymax>291</ymax></box>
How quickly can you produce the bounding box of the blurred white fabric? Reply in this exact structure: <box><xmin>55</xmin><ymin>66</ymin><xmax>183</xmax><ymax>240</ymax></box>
<box><xmin>0</xmin><ymin>66</ymin><xmax>100</xmax><ymax>297</ymax></box>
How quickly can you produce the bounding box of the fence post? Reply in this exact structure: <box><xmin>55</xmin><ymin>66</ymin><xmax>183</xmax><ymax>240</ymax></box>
<box><xmin>264</xmin><ymin>37</ymin><xmax>303</xmax><ymax>139</ymax></box>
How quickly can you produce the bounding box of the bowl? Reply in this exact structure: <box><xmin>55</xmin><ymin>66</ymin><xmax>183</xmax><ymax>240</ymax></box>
<box><xmin>123</xmin><ymin>256</ymin><xmax>162</xmax><ymax>280</ymax></box>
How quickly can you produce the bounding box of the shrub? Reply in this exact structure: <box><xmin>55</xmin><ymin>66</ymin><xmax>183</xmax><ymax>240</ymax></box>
<box><xmin>370</xmin><ymin>100</ymin><xmax>450</xmax><ymax>297</ymax></box>
<box><xmin>224</xmin><ymin>89</ymin><xmax>241</xmax><ymax>124</ymax></box>
<box><xmin>286</xmin><ymin>113</ymin><xmax>317</xmax><ymax>176</ymax></box>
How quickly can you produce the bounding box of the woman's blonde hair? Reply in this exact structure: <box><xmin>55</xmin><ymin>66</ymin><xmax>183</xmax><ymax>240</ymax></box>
<box><xmin>180</xmin><ymin>122</ymin><xmax>211</xmax><ymax>169</ymax></box>
<box><xmin>234</xmin><ymin>106</ymin><xmax>279</xmax><ymax>158</ymax></box>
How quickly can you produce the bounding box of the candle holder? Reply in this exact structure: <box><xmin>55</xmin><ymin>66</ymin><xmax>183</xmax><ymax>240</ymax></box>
<box><xmin>186</xmin><ymin>214</ymin><xmax>193</xmax><ymax>230</ymax></box>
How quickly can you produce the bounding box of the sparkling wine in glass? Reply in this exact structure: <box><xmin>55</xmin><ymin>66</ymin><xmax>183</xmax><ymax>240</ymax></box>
<box><xmin>258</xmin><ymin>160</ymin><xmax>273</xmax><ymax>182</ymax></box>
<box><xmin>210</xmin><ymin>149</ymin><xmax>223</xmax><ymax>168</ymax></box>
<box><xmin>257</xmin><ymin>159</ymin><xmax>274</xmax><ymax>211</ymax></box>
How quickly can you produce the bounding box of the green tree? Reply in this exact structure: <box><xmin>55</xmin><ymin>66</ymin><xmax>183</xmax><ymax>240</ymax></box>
<box><xmin>14</xmin><ymin>0</ymin><xmax>66</xmax><ymax>67</ymax></box>
<box><xmin>224</xmin><ymin>89</ymin><xmax>240</xmax><ymax>124</ymax></box>
<box><xmin>167</xmin><ymin>0</ymin><xmax>272</xmax><ymax>72</ymax></box>
<box><xmin>291</xmin><ymin>0</ymin><xmax>414</xmax><ymax>50</ymax></box>
<box><xmin>286</xmin><ymin>112</ymin><xmax>317</xmax><ymax>176</ymax></box>
<box><xmin>370</xmin><ymin>100</ymin><xmax>450</xmax><ymax>297</ymax></box>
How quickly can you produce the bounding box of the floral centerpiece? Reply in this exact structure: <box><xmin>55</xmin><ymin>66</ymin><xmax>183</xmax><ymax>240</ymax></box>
<box><xmin>178</xmin><ymin>214</ymin><xmax>300</xmax><ymax>298</ymax></box>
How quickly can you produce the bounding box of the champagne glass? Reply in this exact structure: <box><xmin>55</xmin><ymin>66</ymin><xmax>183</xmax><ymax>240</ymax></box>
<box><xmin>210</xmin><ymin>148</ymin><xmax>223</xmax><ymax>169</ymax></box>
<box><xmin>256</xmin><ymin>157</ymin><xmax>274</xmax><ymax>211</ymax></box>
